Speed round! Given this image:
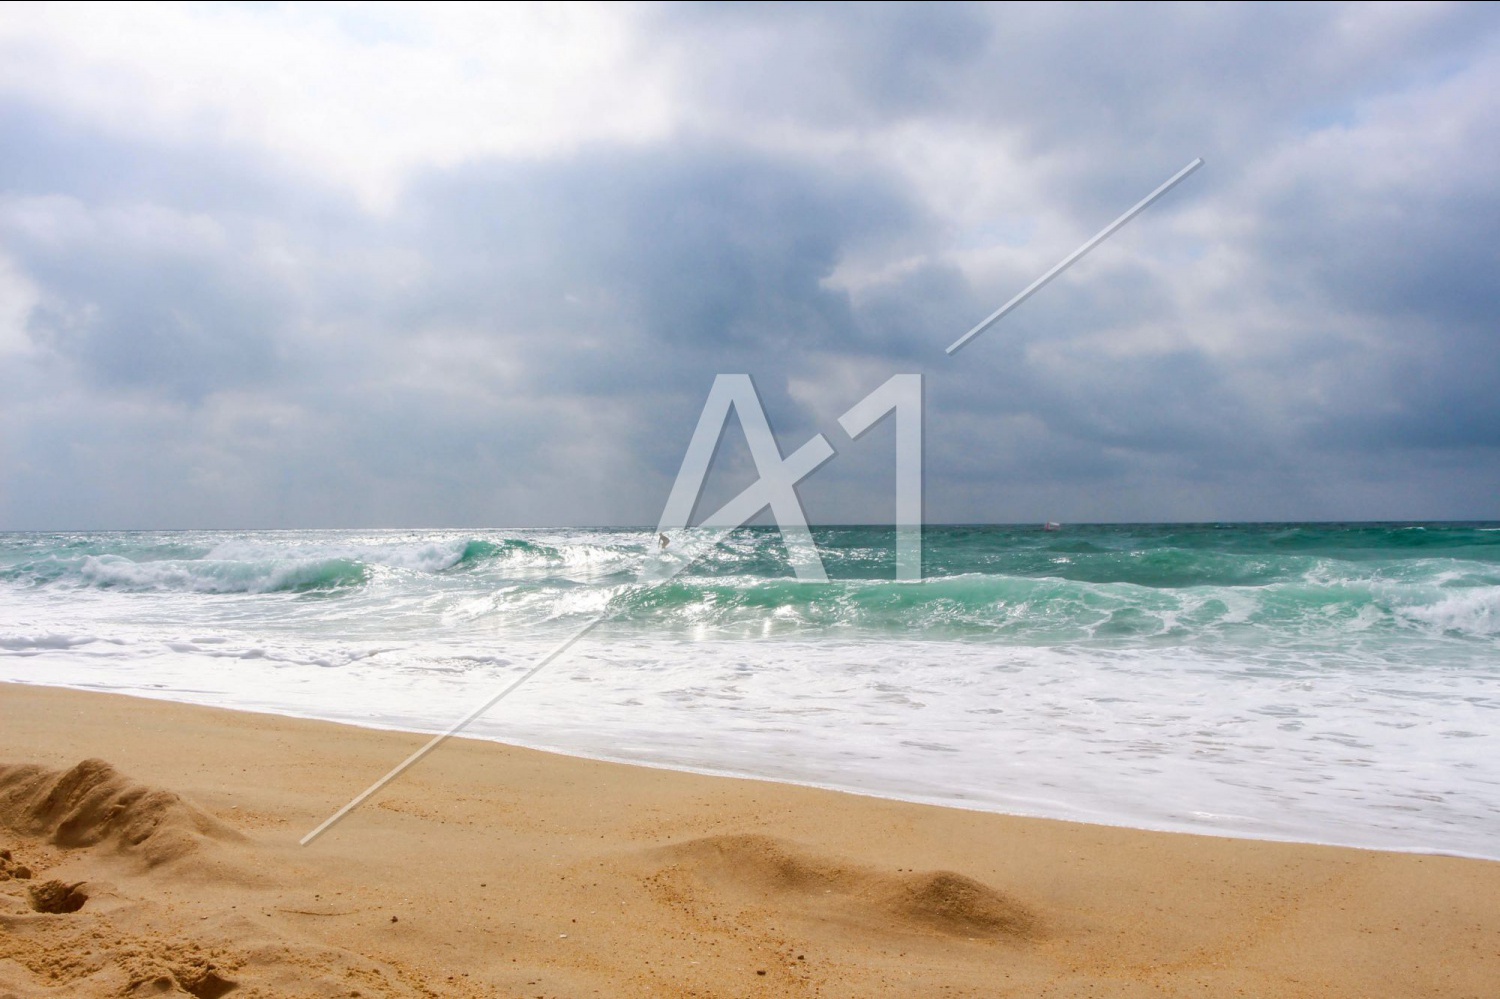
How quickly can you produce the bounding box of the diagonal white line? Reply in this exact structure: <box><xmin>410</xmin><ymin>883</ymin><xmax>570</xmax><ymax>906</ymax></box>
<box><xmin>301</xmin><ymin>533</ymin><xmax>717</xmax><ymax>846</ymax></box>
<box><xmin>299</xmin><ymin>613</ymin><xmax>607</xmax><ymax>845</ymax></box>
<box><xmin>946</xmin><ymin>157</ymin><xmax>1203</xmax><ymax>355</ymax></box>
<box><xmin>301</xmin><ymin>158</ymin><xmax>1204</xmax><ymax>846</ymax></box>
<box><xmin>300</xmin><ymin>430</ymin><xmax>841</xmax><ymax>843</ymax></box>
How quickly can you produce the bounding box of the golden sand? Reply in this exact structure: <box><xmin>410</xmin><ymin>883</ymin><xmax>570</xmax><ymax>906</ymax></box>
<box><xmin>1</xmin><ymin>682</ymin><xmax>1496</xmax><ymax>997</ymax></box>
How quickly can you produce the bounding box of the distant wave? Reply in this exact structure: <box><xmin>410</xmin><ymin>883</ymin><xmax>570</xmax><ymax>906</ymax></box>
<box><xmin>449</xmin><ymin>537</ymin><xmax>560</xmax><ymax>570</ymax></box>
<box><xmin>3</xmin><ymin>526</ymin><xmax>1499</xmax><ymax>640</ymax></box>
<box><xmin>1</xmin><ymin>553</ymin><xmax>370</xmax><ymax>594</ymax></box>
<box><xmin>607</xmin><ymin>572</ymin><xmax>1500</xmax><ymax>642</ymax></box>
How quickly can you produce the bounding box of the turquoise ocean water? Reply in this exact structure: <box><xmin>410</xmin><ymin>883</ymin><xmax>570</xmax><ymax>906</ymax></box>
<box><xmin>1</xmin><ymin>524</ymin><xmax>1496</xmax><ymax>856</ymax></box>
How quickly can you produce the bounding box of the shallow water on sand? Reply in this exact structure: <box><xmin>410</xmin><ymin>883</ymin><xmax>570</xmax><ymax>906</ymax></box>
<box><xmin>2</xmin><ymin>524</ymin><xmax>1497</xmax><ymax>857</ymax></box>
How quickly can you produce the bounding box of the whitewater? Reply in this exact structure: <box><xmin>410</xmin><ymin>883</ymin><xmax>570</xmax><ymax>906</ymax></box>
<box><xmin>1</xmin><ymin>524</ymin><xmax>1496</xmax><ymax>858</ymax></box>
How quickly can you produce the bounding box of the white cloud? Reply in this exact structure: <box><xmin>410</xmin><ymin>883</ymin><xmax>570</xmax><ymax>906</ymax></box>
<box><xmin>0</xmin><ymin>2</ymin><xmax>677</xmax><ymax>208</ymax></box>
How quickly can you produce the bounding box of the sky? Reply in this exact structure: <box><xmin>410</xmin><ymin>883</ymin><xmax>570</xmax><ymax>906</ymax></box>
<box><xmin>0</xmin><ymin>1</ymin><xmax>1497</xmax><ymax>529</ymax></box>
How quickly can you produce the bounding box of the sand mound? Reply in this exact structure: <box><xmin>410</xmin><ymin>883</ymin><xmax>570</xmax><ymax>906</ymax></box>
<box><xmin>653</xmin><ymin>833</ymin><xmax>1038</xmax><ymax>940</ymax></box>
<box><xmin>27</xmin><ymin>878</ymin><xmax>89</xmax><ymax>913</ymax></box>
<box><xmin>892</xmin><ymin>869</ymin><xmax>1034</xmax><ymax>935</ymax></box>
<box><xmin>0</xmin><ymin>759</ymin><xmax>242</xmax><ymax>868</ymax></box>
<box><xmin>0</xmin><ymin>846</ymin><xmax>33</xmax><ymax>881</ymax></box>
<box><xmin>121</xmin><ymin>953</ymin><xmax>238</xmax><ymax>999</ymax></box>
<box><xmin>666</xmin><ymin>832</ymin><xmax>862</xmax><ymax>893</ymax></box>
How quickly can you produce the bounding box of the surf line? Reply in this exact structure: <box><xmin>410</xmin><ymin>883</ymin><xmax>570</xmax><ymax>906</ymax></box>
<box><xmin>300</xmin><ymin>531</ymin><xmax>719</xmax><ymax>846</ymax></box>
<box><xmin>299</xmin><ymin>615</ymin><xmax>604</xmax><ymax>846</ymax></box>
<box><xmin>300</xmin><ymin>157</ymin><xmax>1203</xmax><ymax>846</ymax></box>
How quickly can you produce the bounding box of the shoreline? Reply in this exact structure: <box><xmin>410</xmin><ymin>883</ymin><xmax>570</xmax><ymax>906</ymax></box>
<box><xmin>2</xmin><ymin>682</ymin><xmax>1498</xmax><ymax>996</ymax></box>
<box><xmin>6</xmin><ymin>677</ymin><xmax>1493</xmax><ymax>864</ymax></box>
<box><xmin>5</xmin><ymin>523</ymin><xmax>1495</xmax><ymax>861</ymax></box>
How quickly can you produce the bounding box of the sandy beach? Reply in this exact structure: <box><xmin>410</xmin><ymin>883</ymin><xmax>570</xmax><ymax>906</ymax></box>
<box><xmin>0</xmin><ymin>681</ymin><xmax>1496</xmax><ymax>997</ymax></box>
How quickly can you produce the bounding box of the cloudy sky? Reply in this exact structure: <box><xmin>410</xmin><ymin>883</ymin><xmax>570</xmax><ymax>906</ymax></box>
<box><xmin>0</xmin><ymin>1</ymin><xmax>1496</xmax><ymax>529</ymax></box>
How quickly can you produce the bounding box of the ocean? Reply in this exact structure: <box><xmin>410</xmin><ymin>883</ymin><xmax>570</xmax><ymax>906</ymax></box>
<box><xmin>1</xmin><ymin>524</ymin><xmax>1496</xmax><ymax>858</ymax></box>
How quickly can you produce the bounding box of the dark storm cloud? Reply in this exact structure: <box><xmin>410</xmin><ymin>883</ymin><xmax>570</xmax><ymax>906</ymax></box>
<box><xmin>0</xmin><ymin>100</ymin><xmax>366</xmax><ymax>405</ymax></box>
<box><xmin>9</xmin><ymin>207</ymin><xmax>286</xmax><ymax>401</ymax></box>
<box><xmin>1241</xmin><ymin>96</ymin><xmax>1500</xmax><ymax>453</ymax></box>
<box><xmin>0</xmin><ymin>102</ymin><xmax>933</xmax><ymax>525</ymax></box>
<box><xmin>848</xmin><ymin>263</ymin><xmax>981</xmax><ymax>362</ymax></box>
<box><xmin>1</xmin><ymin>3</ymin><xmax>1498</xmax><ymax>527</ymax></box>
<box><xmin>400</xmin><ymin>143</ymin><xmax>912</xmax><ymax>359</ymax></box>
<box><xmin>658</xmin><ymin>4</ymin><xmax>1500</xmax><ymax>159</ymax></box>
<box><xmin>387</xmin><ymin>141</ymin><xmax>929</xmax><ymax>487</ymax></box>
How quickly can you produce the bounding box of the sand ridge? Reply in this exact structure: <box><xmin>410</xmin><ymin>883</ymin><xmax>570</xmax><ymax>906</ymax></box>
<box><xmin>0</xmin><ymin>759</ymin><xmax>439</xmax><ymax>998</ymax></box>
<box><xmin>0</xmin><ymin>759</ymin><xmax>243</xmax><ymax>870</ymax></box>
<box><xmin>645</xmin><ymin>833</ymin><xmax>1039</xmax><ymax>941</ymax></box>
<box><xmin>0</xmin><ymin>758</ymin><xmax>249</xmax><ymax>997</ymax></box>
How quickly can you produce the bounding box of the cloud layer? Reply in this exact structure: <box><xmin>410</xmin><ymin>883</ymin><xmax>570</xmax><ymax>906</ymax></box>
<box><xmin>1</xmin><ymin>2</ymin><xmax>1497</xmax><ymax>528</ymax></box>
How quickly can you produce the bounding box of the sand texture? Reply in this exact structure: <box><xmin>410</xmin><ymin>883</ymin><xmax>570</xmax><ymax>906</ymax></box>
<box><xmin>1</xmin><ymin>682</ymin><xmax>1496</xmax><ymax>997</ymax></box>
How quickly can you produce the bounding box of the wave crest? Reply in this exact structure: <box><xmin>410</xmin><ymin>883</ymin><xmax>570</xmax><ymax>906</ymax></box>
<box><xmin>71</xmin><ymin>554</ymin><xmax>370</xmax><ymax>594</ymax></box>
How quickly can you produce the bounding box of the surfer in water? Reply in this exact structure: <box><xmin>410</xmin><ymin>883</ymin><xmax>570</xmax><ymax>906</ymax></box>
<box><xmin>659</xmin><ymin>532</ymin><xmax>670</xmax><ymax>549</ymax></box>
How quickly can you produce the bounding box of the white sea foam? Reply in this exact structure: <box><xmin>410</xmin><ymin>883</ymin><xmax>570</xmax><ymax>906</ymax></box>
<box><xmin>1397</xmin><ymin>587</ymin><xmax>1500</xmax><ymax>637</ymax></box>
<box><xmin>3</xmin><ymin>621</ymin><xmax>1496</xmax><ymax>857</ymax></box>
<box><xmin>2</xmin><ymin>527</ymin><xmax>1497</xmax><ymax>858</ymax></box>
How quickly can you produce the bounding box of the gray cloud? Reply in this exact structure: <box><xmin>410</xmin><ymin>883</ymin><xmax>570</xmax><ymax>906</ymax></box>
<box><xmin>0</xmin><ymin>3</ymin><xmax>1497</xmax><ymax>528</ymax></box>
<box><xmin>8</xmin><ymin>202</ymin><xmax>286</xmax><ymax>401</ymax></box>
